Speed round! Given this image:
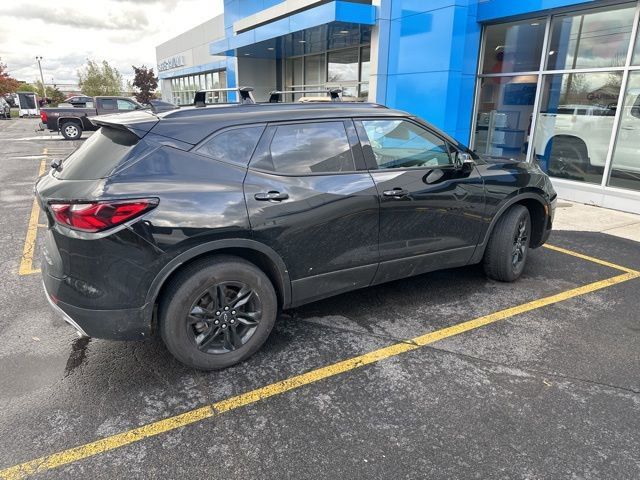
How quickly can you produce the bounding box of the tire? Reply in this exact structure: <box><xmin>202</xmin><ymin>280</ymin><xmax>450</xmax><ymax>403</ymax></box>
<box><xmin>159</xmin><ymin>255</ymin><xmax>277</xmax><ymax>370</ymax></box>
<box><xmin>60</xmin><ymin>121</ymin><xmax>82</xmax><ymax>140</ymax></box>
<box><xmin>547</xmin><ymin>137</ymin><xmax>589</xmax><ymax>180</ymax></box>
<box><xmin>483</xmin><ymin>205</ymin><xmax>531</xmax><ymax>282</ymax></box>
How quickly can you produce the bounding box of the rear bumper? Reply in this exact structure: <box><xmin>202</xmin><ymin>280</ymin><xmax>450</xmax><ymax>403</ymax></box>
<box><xmin>42</xmin><ymin>272</ymin><xmax>153</xmax><ymax>340</ymax></box>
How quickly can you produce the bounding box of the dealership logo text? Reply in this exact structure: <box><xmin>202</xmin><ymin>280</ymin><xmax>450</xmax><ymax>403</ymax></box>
<box><xmin>158</xmin><ymin>56</ymin><xmax>185</xmax><ymax>72</ymax></box>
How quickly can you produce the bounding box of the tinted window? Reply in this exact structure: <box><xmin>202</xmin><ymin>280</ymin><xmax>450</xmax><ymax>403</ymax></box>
<box><xmin>361</xmin><ymin>120</ymin><xmax>452</xmax><ymax>169</ymax></box>
<box><xmin>99</xmin><ymin>99</ymin><xmax>116</xmax><ymax>110</ymax></box>
<box><xmin>55</xmin><ymin>127</ymin><xmax>138</xmax><ymax>180</ymax></box>
<box><xmin>267</xmin><ymin>122</ymin><xmax>354</xmax><ymax>174</ymax></box>
<box><xmin>195</xmin><ymin>126</ymin><xmax>264</xmax><ymax>166</ymax></box>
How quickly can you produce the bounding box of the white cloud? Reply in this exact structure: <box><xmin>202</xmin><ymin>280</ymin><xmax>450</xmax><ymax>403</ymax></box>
<box><xmin>0</xmin><ymin>0</ymin><xmax>223</xmax><ymax>86</ymax></box>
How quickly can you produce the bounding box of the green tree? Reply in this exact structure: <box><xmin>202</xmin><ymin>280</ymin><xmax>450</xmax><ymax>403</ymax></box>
<box><xmin>78</xmin><ymin>60</ymin><xmax>122</xmax><ymax>96</ymax></box>
<box><xmin>132</xmin><ymin>65</ymin><xmax>158</xmax><ymax>104</ymax></box>
<box><xmin>16</xmin><ymin>82</ymin><xmax>39</xmax><ymax>93</ymax></box>
<box><xmin>35</xmin><ymin>81</ymin><xmax>65</xmax><ymax>105</ymax></box>
<box><xmin>0</xmin><ymin>62</ymin><xmax>20</xmax><ymax>95</ymax></box>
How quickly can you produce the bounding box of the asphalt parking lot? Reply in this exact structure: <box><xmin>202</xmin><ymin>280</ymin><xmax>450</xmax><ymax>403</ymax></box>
<box><xmin>1</xmin><ymin>118</ymin><xmax>639</xmax><ymax>480</ymax></box>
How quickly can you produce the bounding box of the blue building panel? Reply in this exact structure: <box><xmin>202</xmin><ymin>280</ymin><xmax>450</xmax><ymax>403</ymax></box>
<box><xmin>477</xmin><ymin>0</ymin><xmax>597</xmax><ymax>22</ymax></box>
<box><xmin>380</xmin><ymin>0</ymin><xmax>481</xmax><ymax>143</ymax></box>
<box><xmin>212</xmin><ymin>1</ymin><xmax>376</xmax><ymax>55</ymax></box>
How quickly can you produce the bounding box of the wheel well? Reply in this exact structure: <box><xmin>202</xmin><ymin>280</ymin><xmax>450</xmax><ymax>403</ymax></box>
<box><xmin>58</xmin><ymin>118</ymin><xmax>82</xmax><ymax>128</ymax></box>
<box><xmin>546</xmin><ymin>135</ymin><xmax>588</xmax><ymax>157</ymax></box>
<box><xmin>515</xmin><ymin>198</ymin><xmax>546</xmax><ymax>248</ymax></box>
<box><xmin>153</xmin><ymin>247</ymin><xmax>286</xmax><ymax>329</ymax></box>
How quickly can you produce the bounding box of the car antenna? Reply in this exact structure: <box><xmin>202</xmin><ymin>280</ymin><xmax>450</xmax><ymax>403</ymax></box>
<box><xmin>193</xmin><ymin>87</ymin><xmax>255</xmax><ymax>107</ymax></box>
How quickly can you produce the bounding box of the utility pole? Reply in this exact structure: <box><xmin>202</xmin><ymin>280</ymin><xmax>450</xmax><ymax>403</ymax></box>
<box><xmin>35</xmin><ymin>56</ymin><xmax>46</xmax><ymax>100</ymax></box>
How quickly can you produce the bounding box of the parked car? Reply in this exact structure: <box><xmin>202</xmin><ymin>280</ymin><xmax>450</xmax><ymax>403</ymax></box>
<box><xmin>534</xmin><ymin>90</ymin><xmax>640</xmax><ymax>178</ymax></box>
<box><xmin>36</xmin><ymin>102</ymin><xmax>556</xmax><ymax>370</ymax></box>
<box><xmin>64</xmin><ymin>95</ymin><xmax>94</xmax><ymax>107</ymax></box>
<box><xmin>0</xmin><ymin>97</ymin><xmax>10</xmax><ymax>119</ymax></box>
<box><xmin>39</xmin><ymin>96</ymin><xmax>144</xmax><ymax>140</ymax></box>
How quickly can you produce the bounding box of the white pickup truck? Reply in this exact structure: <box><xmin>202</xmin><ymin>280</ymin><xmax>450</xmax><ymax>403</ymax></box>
<box><xmin>533</xmin><ymin>89</ymin><xmax>640</xmax><ymax>178</ymax></box>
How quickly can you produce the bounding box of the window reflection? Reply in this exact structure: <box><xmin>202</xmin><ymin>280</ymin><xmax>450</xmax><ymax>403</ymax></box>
<box><xmin>608</xmin><ymin>71</ymin><xmax>640</xmax><ymax>191</ymax></box>
<box><xmin>634</xmin><ymin>21</ymin><xmax>640</xmax><ymax>65</ymax></box>
<box><xmin>533</xmin><ymin>72</ymin><xmax>622</xmax><ymax>184</ymax></box>
<box><xmin>547</xmin><ymin>6</ymin><xmax>635</xmax><ymax>70</ymax></box>
<box><xmin>474</xmin><ymin>76</ymin><xmax>538</xmax><ymax>160</ymax></box>
<box><xmin>481</xmin><ymin>20</ymin><xmax>546</xmax><ymax>74</ymax></box>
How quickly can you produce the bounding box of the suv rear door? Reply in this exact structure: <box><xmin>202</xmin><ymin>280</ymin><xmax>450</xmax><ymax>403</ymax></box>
<box><xmin>244</xmin><ymin>119</ymin><xmax>379</xmax><ymax>306</ymax></box>
<box><xmin>355</xmin><ymin>117</ymin><xmax>485</xmax><ymax>284</ymax></box>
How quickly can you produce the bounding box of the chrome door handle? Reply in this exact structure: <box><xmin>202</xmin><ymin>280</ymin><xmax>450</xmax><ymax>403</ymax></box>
<box><xmin>382</xmin><ymin>188</ymin><xmax>409</xmax><ymax>198</ymax></box>
<box><xmin>254</xmin><ymin>191</ymin><xmax>289</xmax><ymax>201</ymax></box>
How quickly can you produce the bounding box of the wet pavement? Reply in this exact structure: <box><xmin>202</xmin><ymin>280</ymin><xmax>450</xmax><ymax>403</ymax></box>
<box><xmin>1</xmin><ymin>118</ymin><xmax>639</xmax><ymax>479</ymax></box>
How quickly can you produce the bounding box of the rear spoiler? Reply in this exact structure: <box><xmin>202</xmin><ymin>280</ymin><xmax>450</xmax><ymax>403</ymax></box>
<box><xmin>193</xmin><ymin>87</ymin><xmax>255</xmax><ymax>107</ymax></box>
<box><xmin>89</xmin><ymin>110</ymin><xmax>159</xmax><ymax>138</ymax></box>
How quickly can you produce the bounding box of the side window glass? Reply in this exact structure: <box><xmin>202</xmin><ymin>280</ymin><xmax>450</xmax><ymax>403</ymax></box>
<box><xmin>360</xmin><ymin>120</ymin><xmax>452</xmax><ymax>169</ymax></box>
<box><xmin>195</xmin><ymin>126</ymin><xmax>264</xmax><ymax>166</ymax></box>
<box><xmin>99</xmin><ymin>99</ymin><xmax>116</xmax><ymax>110</ymax></box>
<box><xmin>117</xmin><ymin>99</ymin><xmax>136</xmax><ymax>110</ymax></box>
<box><xmin>267</xmin><ymin>122</ymin><xmax>355</xmax><ymax>174</ymax></box>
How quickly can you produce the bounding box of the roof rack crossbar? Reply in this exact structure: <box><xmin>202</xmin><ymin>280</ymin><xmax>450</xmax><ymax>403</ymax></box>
<box><xmin>193</xmin><ymin>87</ymin><xmax>255</xmax><ymax>107</ymax></box>
<box><xmin>268</xmin><ymin>88</ymin><xmax>342</xmax><ymax>103</ymax></box>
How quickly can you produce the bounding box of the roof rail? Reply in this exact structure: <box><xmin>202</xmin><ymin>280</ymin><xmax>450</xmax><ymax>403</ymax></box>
<box><xmin>193</xmin><ymin>87</ymin><xmax>255</xmax><ymax>107</ymax></box>
<box><xmin>268</xmin><ymin>88</ymin><xmax>342</xmax><ymax>103</ymax></box>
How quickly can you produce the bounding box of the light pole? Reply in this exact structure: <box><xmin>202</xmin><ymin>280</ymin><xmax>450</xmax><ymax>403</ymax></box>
<box><xmin>35</xmin><ymin>56</ymin><xmax>46</xmax><ymax>100</ymax></box>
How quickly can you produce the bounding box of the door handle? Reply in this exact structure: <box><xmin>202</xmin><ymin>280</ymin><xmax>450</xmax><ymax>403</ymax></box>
<box><xmin>254</xmin><ymin>191</ymin><xmax>289</xmax><ymax>201</ymax></box>
<box><xmin>621</xmin><ymin>126</ymin><xmax>634</xmax><ymax>130</ymax></box>
<box><xmin>382</xmin><ymin>188</ymin><xmax>409</xmax><ymax>198</ymax></box>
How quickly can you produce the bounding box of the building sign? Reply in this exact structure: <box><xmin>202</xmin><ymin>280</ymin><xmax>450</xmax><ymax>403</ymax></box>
<box><xmin>158</xmin><ymin>56</ymin><xmax>185</xmax><ymax>72</ymax></box>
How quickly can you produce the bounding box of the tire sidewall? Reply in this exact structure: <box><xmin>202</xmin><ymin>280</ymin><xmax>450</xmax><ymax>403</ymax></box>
<box><xmin>160</xmin><ymin>260</ymin><xmax>277</xmax><ymax>370</ymax></box>
<box><xmin>510</xmin><ymin>210</ymin><xmax>531</xmax><ymax>278</ymax></box>
<box><xmin>61</xmin><ymin>122</ymin><xmax>82</xmax><ymax>140</ymax></box>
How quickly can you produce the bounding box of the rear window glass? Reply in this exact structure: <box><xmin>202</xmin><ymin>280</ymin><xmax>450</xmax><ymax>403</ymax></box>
<box><xmin>194</xmin><ymin>126</ymin><xmax>264</xmax><ymax>166</ymax></box>
<box><xmin>55</xmin><ymin>127</ymin><xmax>139</xmax><ymax>180</ymax></box>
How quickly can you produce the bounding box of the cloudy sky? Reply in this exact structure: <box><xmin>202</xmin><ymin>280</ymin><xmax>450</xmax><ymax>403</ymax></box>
<box><xmin>0</xmin><ymin>0</ymin><xmax>223</xmax><ymax>87</ymax></box>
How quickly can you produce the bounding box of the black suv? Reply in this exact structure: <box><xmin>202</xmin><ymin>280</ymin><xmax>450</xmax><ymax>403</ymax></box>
<box><xmin>36</xmin><ymin>102</ymin><xmax>556</xmax><ymax>369</ymax></box>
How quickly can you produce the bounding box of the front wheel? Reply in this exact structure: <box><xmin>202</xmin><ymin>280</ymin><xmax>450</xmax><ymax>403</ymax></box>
<box><xmin>60</xmin><ymin>122</ymin><xmax>82</xmax><ymax>140</ymax></box>
<box><xmin>483</xmin><ymin>205</ymin><xmax>531</xmax><ymax>282</ymax></box>
<box><xmin>160</xmin><ymin>256</ymin><xmax>277</xmax><ymax>370</ymax></box>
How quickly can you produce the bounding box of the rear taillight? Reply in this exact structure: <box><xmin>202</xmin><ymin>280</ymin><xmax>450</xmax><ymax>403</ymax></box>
<box><xmin>40</xmin><ymin>111</ymin><xmax>48</xmax><ymax>123</ymax></box>
<box><xmin>49</xmin><ymin>199</ymin><xmax>158</xmax><ymax>233</ymax></box>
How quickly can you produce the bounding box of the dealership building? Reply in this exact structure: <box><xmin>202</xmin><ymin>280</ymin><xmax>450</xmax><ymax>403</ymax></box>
<box><xmin>156</xmin><ymin>0</ymin><xmax>640</xmax><ymax>213</ymax></box>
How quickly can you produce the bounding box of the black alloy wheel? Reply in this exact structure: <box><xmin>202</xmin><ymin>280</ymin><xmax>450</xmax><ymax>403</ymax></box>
<box><xmin>160</xmin><ymin>255</ymin><xmax>277</xmax><ymax>370</ymax></box>
<box><xmin>483</xmin><ymin>204</ymin><xmax>531</xmax><ymax>282</ymax></box>
<box><xmin>188</xmin><ymin>282</ymin><xmax>262</xmax><ymax>354</ymax></box>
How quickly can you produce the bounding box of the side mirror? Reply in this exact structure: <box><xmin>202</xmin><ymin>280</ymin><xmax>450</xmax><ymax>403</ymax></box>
<box><xmin>455</xmin><ymin>152</ymin><xmax>475</xmax><ymax>170</ymax></box>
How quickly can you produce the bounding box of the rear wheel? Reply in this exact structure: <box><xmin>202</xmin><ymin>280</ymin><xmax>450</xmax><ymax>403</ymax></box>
<box><xmin>60</xmin><ymin>122</ymin><xmax>82</xmax><ymax>140</ymax></box>
<box><xmin>483</xmin><ymin>205</ymin><xmax>531</xmax><ymax>282</ymax></box>
<box><xmin>159</xmin><ymin>256</ymin><xmax>277</xmax><ymax>370</ymax></box>
<box><xmin>548</xmin><ymin>137</ymin><xmax>589</xmax><ymax>180</ymax></box>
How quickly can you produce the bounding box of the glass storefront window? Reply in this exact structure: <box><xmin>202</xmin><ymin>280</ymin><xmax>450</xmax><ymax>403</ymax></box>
<box><xmin>304</xmin><ymin>54</ymin><xmax>325</xmax><ymax>88</ymax></box>
<box><xmin>473</xmin><ymin>76</ymin><xmax>538</xmax><ymax>160</ymax></box>
<box><xmin>481</xmin><ymin>19</ymin><xmax>546</xmax><ymax>74</ymax></box>
<box><xmin>547</xmin><ymin>6</ymin><xmax>635</xmax><ymax>70</ymax></box>
<box><xmin>533</xmin><ymin>72</ymin><xmax>623</xmax><ymax>184</ymax></box>
<box><xmin>608</xmin><ymin>71</ymin><xmax>640</xmax><ymax>191</ymax></box>
<box><xmin>170</xmin><ymin>71</ymin><xmax>226</xmax><ymax>105</ymax></box>
<box><xmin>328</xmin><ymin>48</ymin><xmax>359</xmax><ymax>82</ymax></box>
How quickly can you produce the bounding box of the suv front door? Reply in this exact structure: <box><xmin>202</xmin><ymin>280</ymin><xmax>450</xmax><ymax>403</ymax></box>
<box><xmin>355</xmin><ymin>118</ymin><xmax>485</xmax><ymax>284</ymax></box>
<box><xmin>244</xmin><ymin>120</ymin><xmax>380</xmax><ymax>306</ymax></box>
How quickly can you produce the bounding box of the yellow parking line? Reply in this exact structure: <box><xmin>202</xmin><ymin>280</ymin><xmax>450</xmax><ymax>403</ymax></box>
<box><xmin>1</xmin><ymin>249</ymin><xmax>638</xmax><ymax>479</ymax></box>
<box><xmin>18</xmin><ymin>155</ymin><xmax>47</xmax><ymax>276</ymax></box>
<box><xmin>543</xmin><ymin>244</ymin><xmax>639</xmax><ymax>274</ymax></box>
